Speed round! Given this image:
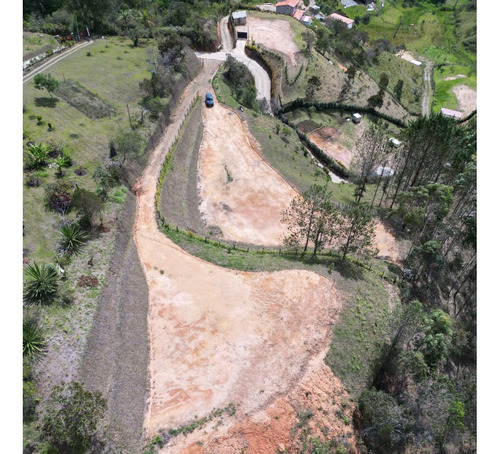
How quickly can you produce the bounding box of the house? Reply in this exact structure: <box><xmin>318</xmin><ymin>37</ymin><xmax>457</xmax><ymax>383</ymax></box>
<box><xmin>293</xmin><ymin>9</ymin><xmax>312</xmax><ymax>26</ymax></box>
<box><xmin>232</xmin><ymin>10</ymin><xmax>247</xmax><ymax>26</ymax></box>
<box><xmin>352</xmin><ymin>113</ymin><xmax>362</xmax><ymax>124</ymax></box>
<box><xmin>372</xmin><ymin>166</ymin><xmax>394</xmax><ymax>177</ymax></box>
<box><xmin>329</xmin><ymin>13</ymin><xmax>355</xmax><ymax>29</ymax></box>
<box><xmin>440</xmin><ymin>108</ymin><xmax>463</xmax><ymax>119</ymax></box>
<box><xmin>340</xmin><ymin>0</ymin><xmax>358</xmax><ymax>8</ymax></box>
<box><xmin>276</xmin><ymin>0</ymin><xmax>300</xmax><ymax>16</ymax></box>
<box><xmin>389</xmin><ymin>137</ymin><xmax>402</xmax><ymax>148</ymax></box>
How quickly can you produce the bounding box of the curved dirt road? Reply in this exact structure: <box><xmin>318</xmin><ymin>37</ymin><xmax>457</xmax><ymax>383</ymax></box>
<box><xmin>196</xmin><ymin>16</ymin><xmax>272</xmax><ymax>107</ymax></box>
<box><xmin>133</xmin><ymin>50</ymin><xmax>343</xmax><ymax>452</ymax></box>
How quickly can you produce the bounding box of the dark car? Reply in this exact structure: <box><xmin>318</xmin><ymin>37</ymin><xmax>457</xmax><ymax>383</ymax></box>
<box><xmin>205</xmin><ymin>92</ymin><xmax>214</xmax><ymax>107</ymax></box>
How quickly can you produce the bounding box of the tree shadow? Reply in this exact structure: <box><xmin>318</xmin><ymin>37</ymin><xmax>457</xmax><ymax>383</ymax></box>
<box><xmin>330</xmin><ymin>258</ymin><xmax>366</xmax><ymax>281</ymax></box>
<box><xmin>34</xmin><ymin>97</ymin><xmax>60</xmax><ymax>108</ymax></box>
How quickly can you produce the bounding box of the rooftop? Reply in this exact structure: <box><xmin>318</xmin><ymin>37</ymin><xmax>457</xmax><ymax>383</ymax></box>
<box><xmin>276</xmin><ymin>0</ymin><xmax>301</xmax><ymax>8</ymax></box>
<box><xmin>440</xmin><ymin>108</ymin><xmax>463</xmax><ymax>119</ymax></box>
<box><xmin>293</xmin><ymin>9</ymin><xmax>305</xmax><ymax>20</ymax></box>
<box><xmin>232</xmin><ymin>10</ymin><xmax>247</xmax><ymax>19</ymax></box>
<box><xmin>329</xmin><ymin>13</ymin><xmax>354</xmax><ymax>25</ymax></box>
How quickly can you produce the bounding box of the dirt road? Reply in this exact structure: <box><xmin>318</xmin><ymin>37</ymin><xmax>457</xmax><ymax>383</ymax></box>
<box><xmin>133</xmin><ymin>54</ymin><xmax>344</xmax><ymax>452</ymax></box>
<box><xmin>198</xmin><ymin>102</ymin><xmax>298</xmax><ymax>245</ymax></box>
<box><xmin>23</xmin><ymin>39</ymin><xmax>94</xmax><ymax>84</ymax></box>
<box><xmin>421</xmin><ymin>61</ymin><xmax>434</xmax><ymax>116</ymax></box>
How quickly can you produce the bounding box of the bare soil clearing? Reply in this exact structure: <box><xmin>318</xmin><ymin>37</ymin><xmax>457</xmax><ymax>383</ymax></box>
<box><xmin>452</xmin><ymin>84</ymin><xmax>477</xmax><ymax>116</ymax></box>
<box><xmin>308</xmin><ymin>126</ymin><xmax>353</xmax><ymax>169</ymax></box>
<box><xmin>246</xmin><ymin>16</ymin><xmax>301</xmax><ymax>65</ymax></box>
<box><xmin>133</xmin><ymin>60</ymin><xmax>346</xmax><ymax>452</ymax></box>
<box><xmin>444</xmin><ymin>74</ymin><xmax>466</xmax><ymax>81</ymax></box>
<box><xmin>373</xmin><ymin>221</ymin><xmax>408</xmax><ymax>263</ymax></box>
<box><xmin>198</xmin><ymin>103</ymin><xmax>298</xmax><ymax>246</ymax></box>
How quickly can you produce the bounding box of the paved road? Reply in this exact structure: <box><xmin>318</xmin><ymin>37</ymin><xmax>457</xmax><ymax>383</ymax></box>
<box><xmin>196</xmin><ymin>16</ymin><xmax>272</xmax><ymax>109</ymax></box>
<box><xmin>23</xmin><ymin>39</ymin><xmax>94</xmax><ymax>84</ymax></box>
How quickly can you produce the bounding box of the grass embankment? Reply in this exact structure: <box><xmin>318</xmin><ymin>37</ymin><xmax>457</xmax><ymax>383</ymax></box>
<box><xmin>23</xmin><ymin>37</ymin><xmax>158</xmax><ymax>262</ymax></box>
<box><xmin>23</xmin><ymin>31</ymin><xmax>59</xmax><ymax>61</ymax></box>
<box><xmin>362</xmin><ymin>51</ymin><xmax>422</xmax><ymax>115</ymax></box>
<box><xmin>160</xmin><ymin>100</ymin><xmax>206</xmax><ymax>234</ymax></box>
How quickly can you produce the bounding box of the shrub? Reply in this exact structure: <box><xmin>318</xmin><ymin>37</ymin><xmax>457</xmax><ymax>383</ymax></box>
<box><xmin>72</xmin><ymin>188</ymin><xmax>104</xmax><ymax>227</ymax></box>
<box><xmin>41</xmin><ymin>382</ymin><xmax>106</xmax><ymax>453</ymax></box>
<box><xmin>44</xmin><ymin>181</ymin><xmax>73</xmax><ymax>213</ymax></box>
<box><xmin>25</xmin><ymin>142</ymin><xmax>50</xmax><ymax>170</ymax></box>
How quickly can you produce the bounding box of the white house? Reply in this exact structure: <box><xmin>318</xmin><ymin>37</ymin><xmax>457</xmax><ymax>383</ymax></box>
<box><xmin>232</xmin><ymin>10</ymin><xmax>247</xmax><ymax>26</ymax></box>
<box><xmin>352</xmin><ymin>113</ymin><xmax>362</xmax><ymax>124</ymax></box>
<box><xmin>440</xmin><ymin>107</ymin><xmax>463</xmax><ymax>119</ymax></box>
<box><xmin>329</xmin><ymin>13</ymin><xmax>355</xmax><ymax>29</ymax></box>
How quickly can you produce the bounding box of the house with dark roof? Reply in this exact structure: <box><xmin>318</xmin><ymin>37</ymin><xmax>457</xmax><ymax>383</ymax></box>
<box><xmin>276</xmin><ymin>0</ymin><xmax>301</xmax><ymax>16</ymax></box>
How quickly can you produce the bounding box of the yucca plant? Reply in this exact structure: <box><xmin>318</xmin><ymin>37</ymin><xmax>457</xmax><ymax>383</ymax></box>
<box><xmin>23</xmin><ymin>263</ymin><xmax>59</xmax><ymax>305</ymax></box>
<box><xmin>59</xmin><ymin>223</ymin><xmax>87</xmax><ymax>255</ymax></box>
<box><xmin>23</xmin><ymin>319</ymin><xmax>47</xmax><ymax>358</ymax></box>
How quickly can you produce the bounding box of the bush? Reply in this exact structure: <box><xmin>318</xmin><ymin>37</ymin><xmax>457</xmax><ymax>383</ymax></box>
<box><xmin>72</xmin><ymin>188</ymin><xmax>104</xmax><ymax>227</ymax></box>
<box><xmin>41</xmin><ymin>382</ymin><xmax>107</xmax><ymax>453</ymax></box>
<box><xmin>357</xmin><ymin>389</ymin><xmax>413</xmax><ymax>453</ymax></box>
<box><xmin>44</xmin><ymin>181</ymin><xmax>73</xmax><ymax>213</ymax></box>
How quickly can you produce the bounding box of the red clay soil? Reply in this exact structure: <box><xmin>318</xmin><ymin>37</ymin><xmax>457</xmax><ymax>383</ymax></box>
<box><xmin>198</xmin><ymin>102</ymin><xmax>299</xmax><ymax>246</ymax></box>
<box><xmin>308</xmin><ymin>126</ymin><xmax>353</xmax><ymax>169</ymax></box>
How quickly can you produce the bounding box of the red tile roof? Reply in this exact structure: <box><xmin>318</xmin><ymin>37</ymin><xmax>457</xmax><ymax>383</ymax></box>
<box><xmin>329</xmin><ymin>13</ymin><xmax>355</xmax><ymax>25</ymax></box>
<box><xmin>276</xmin><ymin>0</ymin><xmax>301</xmax><ymax>8</ymax></box>
<box><xmin>293</xmin><ymin>9</ymin><xmax>305</xmax><ymax>20</ymax></box>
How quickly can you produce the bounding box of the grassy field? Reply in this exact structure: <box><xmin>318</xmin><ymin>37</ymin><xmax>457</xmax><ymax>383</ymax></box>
<box><xmin>362</xmin><ymin>51</ymin><xmax>422</xmax><ymax>115</ymax></box>
<box><xmin>432</xmin><ymin>63</ymin><xmax>477</xmax><ymax>112</ymax></box>
<box><xmin>23</xmin><ymin>32</ymin><xmax>59</xmax><ymax>61</ymax></box>
<box><xmin>23</xmin><ymin>36</ymin><xmax>158</xmax><ymax>262</ymax></box>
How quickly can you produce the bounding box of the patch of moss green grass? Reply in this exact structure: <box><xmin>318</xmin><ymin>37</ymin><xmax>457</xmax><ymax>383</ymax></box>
<box><xmin>23</xmin><ymin>31</ymin><xmax>59</xmax><ymax>60</ymax></box>
<box><xmin>23</xmin><ymin>37</ymin><xmax>158</xmax><ymax>262</ymax></box>
<box><xmin>432</xmin><ymin>63</ymin><xmax>476</xmax><ymax>113</ymax></box>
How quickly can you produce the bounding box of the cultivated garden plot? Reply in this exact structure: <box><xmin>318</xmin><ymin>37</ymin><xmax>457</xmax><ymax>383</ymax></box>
<box><xmin>198</xmin><ymin>102</ymin><xmax>298</xmax><ymax>246</ymax></box>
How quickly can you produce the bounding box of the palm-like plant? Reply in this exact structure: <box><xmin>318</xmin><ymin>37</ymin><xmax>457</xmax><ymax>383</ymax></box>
<box><xmin>23</xmin><ymin>263</ymin><xmax>59</xmax><ymax>305</ymax></box>
<box><xmin>59</xmin><ymin>223</ymin><xmax>87</xmax><ymax>255</ymax></box>
<box><xmin>23</xmin><ymin>319</ymin><xmax>47</xmax><ymax>358</ymax></box>
<box><xmin>26</xmin><ymin>143</ymin><xmax>50</xmax><ymax>169</ymax></box>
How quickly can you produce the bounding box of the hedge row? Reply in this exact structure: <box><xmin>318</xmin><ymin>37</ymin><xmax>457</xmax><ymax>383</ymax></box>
<box><xmin>280</xmin><ymin>114</ymin><xmax>350</xmax><ymax>178</ymax></box>
<box><xmin>278</xmin><ymin>98</ymin><xmax>408</xmax><ymax>128</ymax></box>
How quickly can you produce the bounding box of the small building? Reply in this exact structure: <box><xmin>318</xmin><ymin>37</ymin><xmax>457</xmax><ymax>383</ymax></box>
<box><xmin>389</xmin><ymin>137</ymin><xmax>402</xmax><ymax>148</ymax></box>
<box><xmin>309</xmin><ymin>5</ymin><xmax>320</xmax><ymax>14</ymax></box>
<box><xmin>329</xmin><ymin>13</ymin><xmax>355</xmax><ymax>29</ymax></box>
<box><xmin>340</xmin><ymin>0</ymin><xmax>359</xmax><ymax>8</ymax></box>
<box><xmin>276</xmin><ymin>0</ymin><xmax>300</xmax><ymax>16</ymax></box>
<box><xmin>372</xmin><ymin>166</ymin><xmax>394</xmax><ymax>177</ymax></box>
<box><xmin>440</xmin><ymin>107</ymin><xmax>463</xmax><ymax>119</ymax></box>
<box><xmin>235</xmin><ymin>25</ymin><xmax>248</xmax><ymax>40</ymax></box>
<box><xmin>352</xmin><ymin>113</ymin><xmax>362</xmax><ymax>124</ymax></box>
<box><xmin>232</xmin><ymin>10</ymin><xmax>247</xmax><ymax>26</ymax></box>
<box><xmin>292</xmin><ymin>9</ymin><xmax>312</xmax><ymax>26</ymax></box>
<box><xmin>410</xmin><ymin>59</ymin><xmax>422</xmax><ymax>66</ymax></box>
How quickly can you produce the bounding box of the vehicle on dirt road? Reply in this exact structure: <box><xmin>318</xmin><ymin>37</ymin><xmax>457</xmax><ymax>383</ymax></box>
<box><xmin>205</xmin><ymin>92</ymin><xmax>214</xmax><ymax>107</ymax></box>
